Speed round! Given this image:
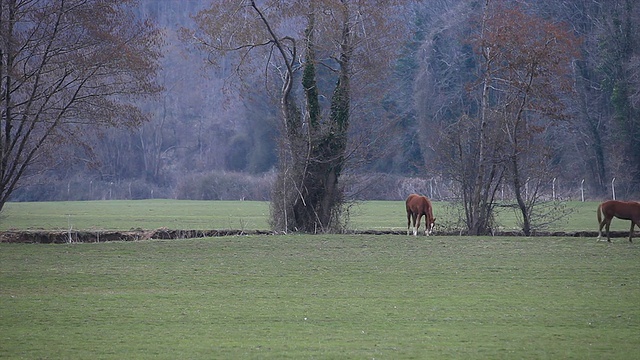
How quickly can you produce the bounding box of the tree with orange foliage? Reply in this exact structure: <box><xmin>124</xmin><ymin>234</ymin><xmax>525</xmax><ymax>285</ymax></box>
<box><xmin>474</xmin><ymin>0</ymin><xmax>581</xmax><ymax>235</ymax></box>
<box><xmin>438</xmin><ymin>0</ymin><xmax>580</xmax><ymax>235</ymax></box>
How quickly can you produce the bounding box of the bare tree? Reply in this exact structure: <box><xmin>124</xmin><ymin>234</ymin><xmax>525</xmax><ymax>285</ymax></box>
<box><xmin>421</xmin><ymin>0</ymin><xmax>507</xmax><ymax>234</ymax></box>
<box><xmin>429</xmin><ymin>0</ymin><xmax>579</xmax><ymax>235</ymax></box>
<box><xmin>472</xmin><ymin>0</ymin><xmax>580</xmax><ymax>235</ymax></box>
<box><xmin>0</xmin><ymin>0</ymin><xmax>162</xmax><ymax>211</ymax></box>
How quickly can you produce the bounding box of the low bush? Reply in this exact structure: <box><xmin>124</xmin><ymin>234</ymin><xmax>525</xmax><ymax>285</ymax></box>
<box><xmin>174</xmin><ymin>171</ymin><xmax>273</xmax><ymax>200</ymax></box>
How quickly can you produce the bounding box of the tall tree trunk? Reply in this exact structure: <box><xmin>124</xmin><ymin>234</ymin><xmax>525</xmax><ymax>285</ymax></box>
<box><xmin>467</xmin><ymin>0</ymin><xmax>494</xmax><ymax>235</ymax></box>
<box><xmin>512</xmin><ymin>155</ymin><xmax>531</xmax><ymax>236</ymax></box>
<box><xmin>270</xmin><ymin>4</ymin><xmax>351</xmax><ymax>233</ymax></box>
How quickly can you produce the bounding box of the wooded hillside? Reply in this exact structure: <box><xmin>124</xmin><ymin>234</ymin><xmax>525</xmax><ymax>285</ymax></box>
<box><xmin>7</xmin><ymin>0</ymin><xmax>640</xmax><ymax>202</ymax></box>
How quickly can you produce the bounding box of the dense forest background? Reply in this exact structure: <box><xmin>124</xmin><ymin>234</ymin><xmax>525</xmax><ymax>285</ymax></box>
<box><xmin>10</xmin><ymin>0</ymin><xmax>640</xmax><ymax>202</ymax></box>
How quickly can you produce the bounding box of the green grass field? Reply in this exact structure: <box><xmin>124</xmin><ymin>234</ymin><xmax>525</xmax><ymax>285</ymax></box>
<box><xmin>0</xmin><ymin>199</ymin><xmax>633</xmax><ymax>233</ymax></box>
<box><xmin>1</xmin><ymin>235</ymin><xmax>639</xmax><ymax>358</ymax></box>
<box><xmin>0</xmin><ymin>200</ymin><xmax>271</xmax><ymax>231</ymax></box>
<box><xmin>1</xmin><ymin>200</ymin><xmax>639</xmax><ymax>358</ymax></box>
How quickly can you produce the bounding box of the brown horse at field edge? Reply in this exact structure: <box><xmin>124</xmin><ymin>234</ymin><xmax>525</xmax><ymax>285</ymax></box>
<box><xmin>406</xmin><ymin>194</ymin><xmax>436</xmax><ymax>236</ymax></box>
<box><xmin>597</xmin><ymin>200</ymin><xmax>640</xmax><ymax>243</ymax></box>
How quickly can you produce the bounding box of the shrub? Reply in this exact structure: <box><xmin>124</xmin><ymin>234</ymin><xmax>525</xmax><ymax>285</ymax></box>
<box><xmin>175</xmin><ymin>171</ymin><xmax>273</xmax><ymax>200</ymax></box>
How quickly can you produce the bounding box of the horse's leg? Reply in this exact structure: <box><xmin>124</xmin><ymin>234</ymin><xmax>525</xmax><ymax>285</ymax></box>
<box><xmin>424</xmin><ymin>215</ymin><xmax>430</xmax><ymax>236</ymax></box>
<box><xmin>407</xmin><ymin>211</ymin><xmax>412</xmax><ymax>236</ymax></box>
<box><xmin>629</xmin><ymin>220</ymin><xmax>639</xmax><ymax>243</ymax></box>
<box><xmin>412</xmin><ymin>213</ymin><xmax>418</xmax><ymax>236</ymax></box>
<box><xmin>415</xmin><ymin>214</ymin><xmax>422</xmax><ymax>236</ymax></box>
<box><xmin>605</xmin><ymin>219</ymin><xmax>612</xmax><ymax>243</ymax></box>
<box><xmin>597</xmin><ymin>217</ymin><xmax>605</xmax><ymax>241</ymax></box>
<box><xmin>597</xmin><ymin>204</ymin><xmax>603</xmax><ymax>241</ymax></box>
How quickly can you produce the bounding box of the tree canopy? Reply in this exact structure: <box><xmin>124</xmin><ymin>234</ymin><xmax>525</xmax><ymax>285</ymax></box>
<box><xmin>0</xmin><ymin>0</ymin><xmax>162</xmax><ymax>210</ymax></box>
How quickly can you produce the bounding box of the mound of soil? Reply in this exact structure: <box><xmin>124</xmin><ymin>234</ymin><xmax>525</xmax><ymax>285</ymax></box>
<box><xmin>0</xmin><ymin>228</ymin><xmax>274</xmax><ymax>243</ymax></box>
<box><xmin>1</xmin><ymin>228</ymin><xmax>634</xmax><ymax>243</ymax></box>
<box><xmin>0</xmin><ymin>228</ymin><xmax>637</xmax><ymax>244</ymax></box>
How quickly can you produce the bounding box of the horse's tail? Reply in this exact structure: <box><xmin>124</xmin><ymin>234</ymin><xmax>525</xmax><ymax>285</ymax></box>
<box><xmin>597</xmin><ymin>203</ymin><xmax>602</xmax><ymax>225</ymax></box>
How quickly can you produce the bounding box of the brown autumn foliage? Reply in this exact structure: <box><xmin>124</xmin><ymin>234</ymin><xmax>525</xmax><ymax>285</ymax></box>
<box><xmin>438</xmin><ymin>0</ymin><xmax>581</xmax><ymax>235</ymax></box>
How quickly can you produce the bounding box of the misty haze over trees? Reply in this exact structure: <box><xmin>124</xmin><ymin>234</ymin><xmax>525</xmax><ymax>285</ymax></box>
<box><xmin>4</xmin><ymin>0</ymin><xmax>640</xmax><ymax>213</ymax></box>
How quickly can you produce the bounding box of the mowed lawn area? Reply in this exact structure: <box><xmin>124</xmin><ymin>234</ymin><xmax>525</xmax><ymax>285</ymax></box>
<box><xmin>1</xmin><ymin>200</ymin><xmax>639</xmax><ymax>358</ymax></box>
<box><xmin>1</xmin><ymin>235</ymin><xmax>639</xmax><ymax>358</ymax></box>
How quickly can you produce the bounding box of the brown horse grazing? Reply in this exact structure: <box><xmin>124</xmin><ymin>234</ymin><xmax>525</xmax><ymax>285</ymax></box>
<box><xmin>597</xmin><ymin>200</ymin><xmax>640</xmax><ymax>243</ymax></box>
<box><xmin>406</xmin><ymin>194</ymin><xmax>436</xmax><ymax>236</ymax></box>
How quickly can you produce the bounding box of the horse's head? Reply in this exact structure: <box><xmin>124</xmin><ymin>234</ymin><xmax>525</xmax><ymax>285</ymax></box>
<box><xmin>426</xmin><ymin>217</ymin><xmax>436</xmax><ymax>235</ymax></box>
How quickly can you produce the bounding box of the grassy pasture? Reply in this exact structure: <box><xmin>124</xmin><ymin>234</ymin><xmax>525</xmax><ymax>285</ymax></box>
<box><xmin>0</xmin><ymin>200</ymin><xmax>271</xmax><ymax>231</ymax></box>
<box><xmin>349</xmin><ymin>200</ymin><xmax>606</xmax><ymax>233</ymax></box>
<box><xmin>1</xmin><ymin>235</ymin><xmax>639</xmax><ymax>359</ymax></box>
<box><xmin>0</xmin><ymin>199</ymin><xmax>634</xmax><ymax>233</ymax></box>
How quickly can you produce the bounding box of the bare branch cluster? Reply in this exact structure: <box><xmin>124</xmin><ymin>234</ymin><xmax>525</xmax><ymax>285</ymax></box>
<box><xmin>0</xmin><ymin>0</ymin><xmax>162</xmax><ymax>210</ymax></box>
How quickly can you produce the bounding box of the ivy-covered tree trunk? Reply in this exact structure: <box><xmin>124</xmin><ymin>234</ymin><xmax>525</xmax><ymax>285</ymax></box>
<box><xmin>191</xmin><ymin>1</ymin><xmax>407</xmax><ymax>232</ymax></box>
<box><xmin>270</xmin><ymin>6</ymin><xmax>352</xmax><ymax>233</ymax></box>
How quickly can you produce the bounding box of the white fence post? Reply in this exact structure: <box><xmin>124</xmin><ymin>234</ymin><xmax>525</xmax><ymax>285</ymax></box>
<box><xmin>612</xmin><ymin>177</ymin><xmax>616</xmax><ymax>200</ymax></box>
<box><xmin>429</xmin><ymin>178</ymin><xmax>433</xmax><ymax>199</ymax></box>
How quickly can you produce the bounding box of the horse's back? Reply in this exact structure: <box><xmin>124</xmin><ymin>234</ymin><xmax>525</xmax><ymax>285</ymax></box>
<box><xmin>406</xmin><ymin>194</ymin><xmax>418</xmax><ymax>213</ymax></box>
<box><xmin>406</xmin><ymin>194</ymin><xmax>421</xmax><ymax>208</ymax></box>
<box><xmin>406</xmin><ymin>194</ymin><xmax>430</xmax><ymax>215</ymax></box>
<box><xmin>601</xmin><ymin>200</ymin><xmax>640</xmax><ymax>219</ymax></box>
